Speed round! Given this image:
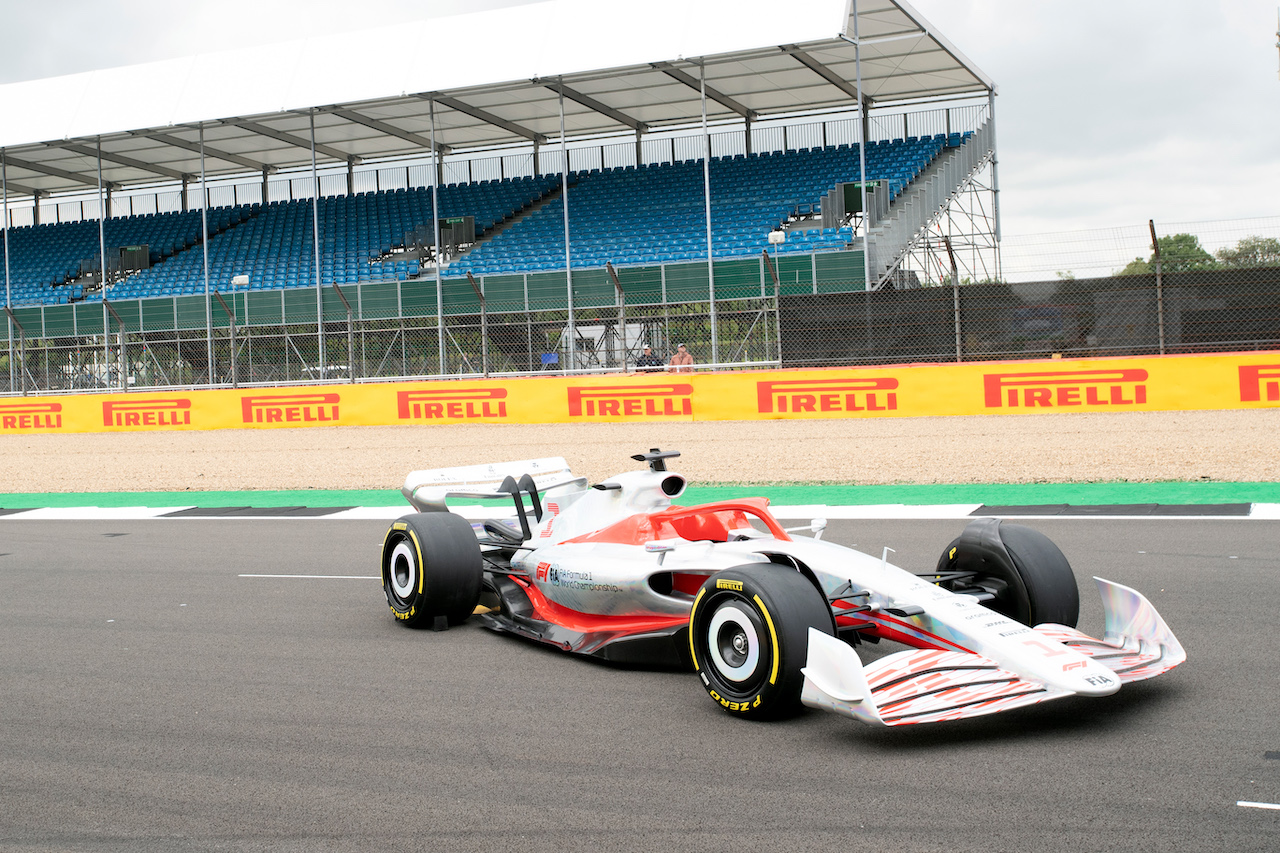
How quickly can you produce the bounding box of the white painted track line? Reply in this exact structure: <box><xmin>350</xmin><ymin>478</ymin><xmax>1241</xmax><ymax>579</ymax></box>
<box><xmin>1237</xmin><ymin>800</ymin><xmax>1280</xmax><ymax>810</ymax></box>
<box><xmin>323</xmin><ymin>506</ymin><xmax>409</xmax><ymax>520</ymax></box>
<box><xmin>4</xmin><ymin>506</ymin><xmax>196</xmax><ymax>519</ymax></box>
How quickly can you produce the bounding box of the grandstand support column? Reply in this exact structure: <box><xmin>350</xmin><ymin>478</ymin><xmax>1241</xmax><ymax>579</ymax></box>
<box><xmin>558</xmin><ymin>82</ymin><xmax>576</xmax><ymax>371</ymax></box>
<box><xmin>988</xmin><ymin>89</ymin><xmax>1002</xmax><ymax>245</ymax></box>
<box><xmin>331</xmin><ymin>282</ymin><xmax>356</xmax><ymax>383</ymax></box>
<box><xmin>200</xmin><ymin>124</ymin><xmax>213</xmax><ymax>385</ymax></box>
<box><xmin>2</xmin><ymin>148</ymin><xmax>13</xmax><ymax>394</ymax></box>
<box><xmin>607</xmin><ymin>262</ymin><xmax>626</xmax><ymax>368</ymax></box>
<box><xmin>96</xmin><ymin>137</ymin><xmax>113</xmax><ymax>389</ymax></box>
<box><xmin>744</xmin><ymin>116</ymin><xmax>752</xmax><ymax>156</ymax></box>
<box><xmin>347</xmin><ymin>157</ymin><xmax>355</xmax><ymax>197</ymax></box>
<box><xmin>181</xmin><ymin>175</ymin><xmax>189</xmax><ymax>212</ymax></box>
<box><xmin>466</xmin><ymin>273</ymin><xmax>489</xmax><ymax>377</ymax></box>
<box><xmin>310</xmin><ymin>109</ymin><xmax>324</xmax><ymax>382</ymax></box>
<box><xmin>846</xmin><ymin>3</ymin><xmax>872</xmax><ymax>291</ymax></box>
<box><xmin>699</xmin><ymin>60</ymin><xmax>719</xmax><ymax>366</ymax></box>
<box><xmin>429</xmin><ymin>97</ymin><xmax>445</xmax><ymax>376</ymax></box>
<box><xmin>261</xmin><ymin>167</ymin><xmax>269</xmax><ymax>205</ymax></box>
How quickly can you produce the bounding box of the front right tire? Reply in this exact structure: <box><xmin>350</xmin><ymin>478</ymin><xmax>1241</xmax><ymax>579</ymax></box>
<box><xmin>935</xmin><ymin>518</ymin><xmax>1080</xmax><ymax>628</ymax></box>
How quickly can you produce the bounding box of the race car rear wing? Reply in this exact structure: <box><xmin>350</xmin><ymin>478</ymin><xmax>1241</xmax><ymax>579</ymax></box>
<box><xmin>402</xmin><ymin>457</ymin><xmax>587</xmax><ymax>514</ymax></box>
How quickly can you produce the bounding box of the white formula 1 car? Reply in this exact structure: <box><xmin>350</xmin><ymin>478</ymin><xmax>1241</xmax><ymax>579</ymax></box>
<box><xmin>380</xmin><ymin>450</ymin><xmax>1185</xmax><ymax>726</ymax></box>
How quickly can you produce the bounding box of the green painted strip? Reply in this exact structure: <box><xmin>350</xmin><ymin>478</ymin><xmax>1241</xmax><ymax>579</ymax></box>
<box><xmin>689</xmin><ymin>481</ymin><xmax>1280</xmax><ymax>506</ymax></box>
<box><xmin>1</xmin><ymin>480</ymin><xmax>1278</xmax><ymax>509</ymax></box>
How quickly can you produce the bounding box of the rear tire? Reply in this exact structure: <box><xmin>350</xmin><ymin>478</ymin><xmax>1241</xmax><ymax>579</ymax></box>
<box><xmin>381</xmin><ymin>512</ymin><xmax>483</xmax><ymax>628</ymax></box>
<box><xmin>688</xmin><ymin>564</ymin><xmax>833</xmax><ymax>720</ymax></box>
<box><xmin>936</xmin><ymin>518</ymin><xmax>1079</xmax><ymax>628</ymax></box>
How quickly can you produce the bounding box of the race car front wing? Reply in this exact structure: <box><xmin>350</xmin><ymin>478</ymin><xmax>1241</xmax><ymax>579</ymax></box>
<box><xmin>800</xmin><ymin>577</ymin><xmax>1186</xmax><ymax>726</ymax></box>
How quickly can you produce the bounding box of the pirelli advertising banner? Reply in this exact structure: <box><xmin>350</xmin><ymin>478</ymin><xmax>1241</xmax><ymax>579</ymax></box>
<box><xmin>2</xmin><ymin>352</ymin><xmax>1278</xmax><ymax>435</ymax></box>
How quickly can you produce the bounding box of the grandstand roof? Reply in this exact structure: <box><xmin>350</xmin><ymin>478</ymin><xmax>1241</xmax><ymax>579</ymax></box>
<box><xmin>0</xmin><ymin>0</ymin><xmax>992</xmax><ymax>202</ymax></box>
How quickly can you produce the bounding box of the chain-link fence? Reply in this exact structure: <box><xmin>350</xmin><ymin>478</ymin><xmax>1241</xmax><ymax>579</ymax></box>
<box><xmin>780</xmin><ymin>265</ymin><xmax>1280</xmax><ymax>366</ymax></box>
<box><xmin>782</xmin><ymin>217</ymin><xmax>1280</xmax><ymax>366</ymax></box>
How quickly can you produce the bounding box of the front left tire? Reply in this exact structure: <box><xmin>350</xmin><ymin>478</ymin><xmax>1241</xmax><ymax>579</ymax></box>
<box><xmin>688</xmin><ymin>564</ymin><xmax>833</xmax><ymax>720</ymax></box>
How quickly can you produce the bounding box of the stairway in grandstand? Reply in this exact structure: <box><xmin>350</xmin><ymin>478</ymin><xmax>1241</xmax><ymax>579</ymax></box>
<box><xmin>1</xmin><ymin>137</ymin><xmax>969</xmax><ymax>305</ymax></box>
<box><xmin>861</xmin><ymin>121</ymin><xmax>995</xmax><ymax>288</ymax></box>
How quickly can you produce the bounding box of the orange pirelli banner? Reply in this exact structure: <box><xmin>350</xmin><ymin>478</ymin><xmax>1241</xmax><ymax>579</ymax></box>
<box><xmin>2</xmin><ymin>351</ymin><xmax>1278</xmax><ymax>435</ymax></box>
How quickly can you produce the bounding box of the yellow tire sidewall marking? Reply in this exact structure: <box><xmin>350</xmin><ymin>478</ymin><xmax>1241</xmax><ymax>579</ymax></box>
<box><xmin>408</xmin><ymin>529</ymin><xmax>425</xmax><ymax>595</ymax></box>
<box><xmin>688</xmin><ymin>587</ymin><xmax>707</xmax><ymax>671</ymax></box>
<box><xmin>753</xmin><ymin>594</ymin><xmax>780</xmax><ymax>686</ymax></box>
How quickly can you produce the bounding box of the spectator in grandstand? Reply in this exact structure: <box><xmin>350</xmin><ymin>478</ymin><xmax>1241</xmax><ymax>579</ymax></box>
<box><xmin>634</xmin><ymin>345</ymin><xmax>664</xmax><ymax>372</ymax></box>
<box><xmin>667</xmin><ymin>343</ymin><xmax>694</xmax><ymax>374</ymax></box>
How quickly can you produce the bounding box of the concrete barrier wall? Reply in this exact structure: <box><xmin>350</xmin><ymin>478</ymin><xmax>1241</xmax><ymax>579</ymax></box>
<box><xmin>3</xmin><ymin>351</ymin><xmax>1278</xmax><ymax>434</ymax></box>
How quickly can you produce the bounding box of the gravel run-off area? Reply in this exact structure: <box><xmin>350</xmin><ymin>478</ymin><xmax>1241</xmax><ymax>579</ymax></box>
<box><xmin>1</xmin><ymin>408</ymin><xmax>1277</xmax><ymax>493</ymax></box>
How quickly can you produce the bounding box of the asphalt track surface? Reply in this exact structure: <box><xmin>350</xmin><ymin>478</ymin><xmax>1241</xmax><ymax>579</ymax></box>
<box><xmin>2</xmin><ymin>517</ymin><xmax>1278</xmax><ymax>852</ymax></box>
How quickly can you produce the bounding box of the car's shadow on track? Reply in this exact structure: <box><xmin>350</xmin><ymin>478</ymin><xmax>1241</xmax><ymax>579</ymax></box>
<box><xmin>422</xmin><ymin>618</ymin><xmax>1192</xmax><ymax>752</ymax></box>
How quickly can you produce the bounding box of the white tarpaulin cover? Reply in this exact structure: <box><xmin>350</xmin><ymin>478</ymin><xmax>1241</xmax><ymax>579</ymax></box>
<box><xmin>0</xmin><ymin>0</ymin><xmax>992</xmax><ymax>197</ymax></box>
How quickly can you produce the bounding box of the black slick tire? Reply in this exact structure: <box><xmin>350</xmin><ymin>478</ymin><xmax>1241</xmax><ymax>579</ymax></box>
<box><xmin>688</xmin><ymin>564</ymin><xmax>834</xmax><ymax>720</ymax></box>
<box><xmin>936</xmin><ymin>518</ymin><xmax>1080</xmax><ymax>628</ymax></box>
<box><xmin>381</xmin><ymin>512</ymin><xmax>483</xmax><ymax>628</ymax></box>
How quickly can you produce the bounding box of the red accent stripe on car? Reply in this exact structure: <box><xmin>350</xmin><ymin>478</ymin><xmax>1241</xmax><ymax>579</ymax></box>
<box><xmin>511</xmin><ymin>575</ymin><xmax>689</xmax><ymax>635</ymax></box>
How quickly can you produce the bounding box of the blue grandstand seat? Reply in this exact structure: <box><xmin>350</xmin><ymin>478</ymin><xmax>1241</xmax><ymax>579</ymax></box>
<box><xmin>1</xmin><ymin>136</ymin><xmax>949</xmax><ymax>303</ymax></box>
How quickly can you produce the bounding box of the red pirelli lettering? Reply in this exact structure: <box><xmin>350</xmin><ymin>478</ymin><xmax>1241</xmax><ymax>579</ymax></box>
<box><xmin>567</xmin><ymin>384</ymin><xmax>693</xmax><ymax>418</ymax></box>
<box><xmin>397</xmin><ymin>388</ymin><xmax>508</xmax><ymax>420</ymax></box>
<box><xmin>1239</xmin><ymin>365</ymin><xmax>1280</xmax><ymax>403</ymax></box>
<box><xmin>984</xmin><ymin>369</ymin><xmax>1147</xmax><ymax>409</ymax></box>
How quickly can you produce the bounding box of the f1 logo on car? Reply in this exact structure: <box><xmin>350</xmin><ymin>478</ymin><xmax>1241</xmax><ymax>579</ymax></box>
<box><xmin>756</xmin><ymin>377</ymin><xmax>898</xmax><ymax>414</ymax></box>
<box><xmin>396</xmin><ymin>387</ymin><xmax>508</xmax><ymax>420</ymax></box>
<box><xmin>0</xmin><ymin>402</ymin><xmax>63</xmax><ymax>430</ymax></box>
<box><xmin>566</xmin><ymin>384</ymin><xmax>693</xmax><ymax>417</ymax></box>
<box><xmin>102</xmin><ymin>398</ymin><xmax>191</xmax><ymax>427</ymax></box>
<box><xmin>241</xmin><ymin>393</ymin><xmax>340</xmax><ymax>424</ymax></box>
<box><xmin>1238</xmin><ymin>364</ymin><xmax>1280</xmax><ymax>402</ymax></box>
<box><xmin>983</xmin><ymin>369</ymin><xmax>1147</xmax><ymax>409</ymax></box>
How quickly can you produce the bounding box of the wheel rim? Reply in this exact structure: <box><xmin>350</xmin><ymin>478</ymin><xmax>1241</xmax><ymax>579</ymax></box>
<box><xmin>387</xmin><ymin>539</ymin><xmax>418</xmax><ymax>604</ymax></box>
<box><xmin>706</xmin><ymin>602</ymin><xmax>763</xmax><ymax>685</ymax></box>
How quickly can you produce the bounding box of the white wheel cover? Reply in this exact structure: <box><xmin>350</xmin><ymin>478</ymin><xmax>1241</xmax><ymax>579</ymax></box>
<box><xmin>707</xmin><ymin>603</ymin><xmax>761</xmax><ymax>683</ymax></box>
<box><xmin>389</xmin><ymin>540</ymin><xmax>418</xmax><ymax>599</ymax></box>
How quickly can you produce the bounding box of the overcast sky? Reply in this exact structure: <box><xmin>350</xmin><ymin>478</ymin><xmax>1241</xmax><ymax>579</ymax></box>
<box><xmin>0</xmin><ymin>0</ymin><xmax>1276</xmax><ymax>243</ymax></box>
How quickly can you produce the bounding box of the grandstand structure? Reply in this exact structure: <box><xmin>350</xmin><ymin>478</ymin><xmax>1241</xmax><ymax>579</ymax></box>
<box><xmin>0</xmin><ymin>0</ymin><xmax>999</xmax><ymax>391</ymax></box>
